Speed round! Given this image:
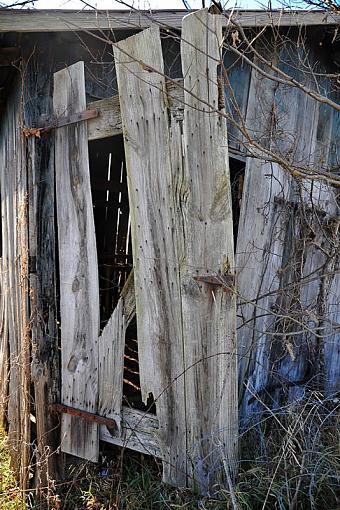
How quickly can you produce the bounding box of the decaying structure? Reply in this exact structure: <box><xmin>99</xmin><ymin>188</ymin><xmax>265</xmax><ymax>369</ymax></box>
<box><xmin>0</xmin><ymin>7</ymin><xmax>339</xmax><ymax>492</ymax></box>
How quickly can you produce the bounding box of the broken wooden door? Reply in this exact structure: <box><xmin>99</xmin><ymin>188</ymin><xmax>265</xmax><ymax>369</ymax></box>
<box><xmin>53</xmin><ymin>8</ymin><xmax>238</xmax><ymax>490</ymax></box>
<box><xmin>114</xmin><ymin>9</ymin><xmax>238</xmax><ymax>488</ymax></box>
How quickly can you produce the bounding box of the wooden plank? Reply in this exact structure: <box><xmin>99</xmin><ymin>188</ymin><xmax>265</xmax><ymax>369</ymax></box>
<box><xmin>88</xmin><ymin>95</ymin><xmax>122</xmax><ymax>141</ymax></box>
<box><xmin>98</xmin><ymin>298</ymin><xmax>125</xmax><ymax>431</ymax></box>
<box><xmin>87</xmin><ymin>80</ymin><xmax>184</xmax><ymax>141</ymax></box>
<box><xmin>98</xmin><ymin>271</ymin><xmax>135</xmax><ymax>432</ymax></box>
<box><xmin>0</xmin><ymin>258</ymin><xmax>8</xmax><ymax>427</ymax></box>
<box><xmin>100</xmin><ymin>406</ymin><xmax>160</xmax><ymax>458</ymax></box>
<box><xmin>114</xmin><ymin>26</ymin><xmax>187</xmax><ymax>486</ymax></box>
<box><xmin>53</xmin><ymin>61</ymin><xmax>100</xmax><ymax>462</ymax></box>
<box><xmin>236</xmin><ymin>45</ymin><xmax>294</xmax><ymax>423</ymax></box>
<box><xmin>0</xmin><ymin>9</ymin><xmax>338</xmax><ymax>33</ymax></box>
<box><xmin>0</xmin><ymin>82</ymin><xmax>31</xmax><ymax>490</ymax></box>
<box><xmin>24</xmin><ymin>45</ymin><xmax>63</xmax><ymax>487</ymax></box>
<box><xmin>180</xmin><ymin>9</ymin><xmax>238</xmax><ymax>487</ymax></box>
<box><xmin>324</xmin><ymin>259</ymin><xmax>340</xmax><ymax>395</ymax></box>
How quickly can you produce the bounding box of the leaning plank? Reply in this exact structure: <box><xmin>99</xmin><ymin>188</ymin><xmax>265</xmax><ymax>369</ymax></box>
<box><xmin>114</xmin><ymin>26</ymin><xmax>187</xmax><ymax>486</ymax></box>
<box><xmin>98</xmin><ymin>299</ymin><xmax>125</xmax><ymax>432</ymax></box>
<box><xmin>100</xmin><ymin>406</ymin><xmax>160</xmax><ymax>458</ymax></box>
<box><xmin>180</xmin><ymin>9</ymin><xmax>238</xmax><ymax>486</ymax></box>
<box><xmin>53</xmin><ymin>61</ymin><xmax>100</xmax><ymax>462</ymax></box>
<box><xmin>98</xmin><ymin>271</ymin><xmax>135</xmax><ymax>432</ymax></box>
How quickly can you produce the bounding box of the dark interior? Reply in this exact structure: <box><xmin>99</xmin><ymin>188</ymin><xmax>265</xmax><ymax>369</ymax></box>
<box><xmin>89</xmin><ymin>136</ymin><xmax>245</xmax><ymax>412</ymax></box>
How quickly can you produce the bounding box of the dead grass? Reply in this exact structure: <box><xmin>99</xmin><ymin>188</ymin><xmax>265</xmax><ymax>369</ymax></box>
<box><xmin>24</xmin><ymin>392</ymin><xmax>340</xmax><ymax>509</ymax></box>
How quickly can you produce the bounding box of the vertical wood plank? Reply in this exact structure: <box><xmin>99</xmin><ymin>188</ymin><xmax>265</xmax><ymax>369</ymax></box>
<box><xmin>53</xmin><ymin>61</ymin><xmax>100</xmax><ymax>462</ymax></box>
<box><xmin>115</xmin><ymin>10</ymin><xmax>238</xmax><ymax>489</ymax></box>
<box><xmin>114</xmin><ymin>26</ymin><xmax>187</xmax><ymax>486</ymax></box>
<box><xmin>181</xmin><ymin>9</ymin><xmax>238</xmax><ymax>487</ymax></box>
<box><xmin>0</xmin><ymin>258</ymin><xmax>8</xmax><ymax>427</ymax></box>
<box><xmin>0</xmin><ymin>83</ymin><xmax>30</xmax><ymax>489</ymax></box>
<box><xmin>236</xmin><ymin>46</ymin><xmax>294</xmax><ymax>423</ymax></box>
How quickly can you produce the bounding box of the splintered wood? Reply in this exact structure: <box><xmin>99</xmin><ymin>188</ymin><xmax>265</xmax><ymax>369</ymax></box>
<box><xmin>114</xmin><ymin>9</ymin><xmax>238</xmax><ymax>488</ymax></box>
<box><xmin>53</xmin><ymin>61</ymin><xmax>100</xmax><ymax>462</ymax></box>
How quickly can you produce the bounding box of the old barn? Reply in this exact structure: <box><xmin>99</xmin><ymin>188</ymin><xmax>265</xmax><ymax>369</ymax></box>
<box><xmin>0</xmin><ymin>6</ymin><xmax>339</xmax><ymax>494</ymax></box>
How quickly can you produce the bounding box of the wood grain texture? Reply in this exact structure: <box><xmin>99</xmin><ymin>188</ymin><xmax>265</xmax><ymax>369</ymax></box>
<box><xmin>100</xmin><ymin>406</ymin><xmax>160</xmax><ymax>458</ymax></box>
<box><xmin>0</xmin><ymin>258</ymin><xmax>8</xmax><ymax>428</ymax></box>
<box><xmin>98</xmin><ymin>299</ymin><xmax>125</xmax><ymax>432</ymax></box>
<box><xmin>180</xmin><ymin>9</ymin><xmax>238</xmax><ymax>487</ymax></box>
<box><xmin>0</xmin><ymin>82</ymin><xmax>30</xmax><ymax>489</ymax></box>
<box><xmin>236</xmin><ymin>48</ymin><xmax>293</xmax><ymax>424</ymax></box>
<box><xmin>115</xmin><ymin>12</ymin><xmax>238</xmax><ymax>489</ymax></box>
<box><xmin>98</xmin><ymin>274</ymin><xmax>135</xmax><ymax>431</ymax></box>
<box><xmin>53</xmin><ymin>61</ymin><xmax>100</xmax><ymax>462</ymax></box>
<box><xmin>0</xmin><ymin>9</ymin><xmax>338</xmax><ymax>33</ymax></box>
<box><xmin>87</xmin><ymin>81</ymin><xmax>184</xmax><ymax>141</ymax></box>
<box><xmin>114</xmin><ymin>25</ymin><xmax>187</xmax><ymax>486</ymax></box>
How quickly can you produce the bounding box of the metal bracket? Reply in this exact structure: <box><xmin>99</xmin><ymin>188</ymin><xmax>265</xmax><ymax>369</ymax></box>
<box><xmin>52</xmin><ymin>403</ymin><xmax>118</xmax><ymax>430</ymax></box>
<box><xmin>23</xmin><ymin>108</ymin><xmax>99</xmax><ymax>138</ymax></box>
<box><xmin>194</xmin><ymin>274</ymin><xmax>235</xmax><ymax>291</ymax></box>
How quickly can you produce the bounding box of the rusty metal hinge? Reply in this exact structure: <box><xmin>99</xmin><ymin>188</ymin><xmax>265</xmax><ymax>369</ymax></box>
<box><xmin>52</xmin><ymin>403</ymin><xmax>118</xmax><ymax>430</ymax></box>
<box><xmin>23</xmin><ymin>108</ymin><xmax>99</xmax><ymax>138</ymax></box>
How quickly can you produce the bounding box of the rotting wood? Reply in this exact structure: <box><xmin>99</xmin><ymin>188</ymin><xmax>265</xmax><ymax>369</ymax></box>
<box><xmin>180</xmin><ymin>8</ymin><xmax>238</xmax><ymax>488</ymax></box>
<box><xmin>235</xmin><ymin>42</ymin><xmax>298</xmax><ymax>422</ymax></box>
<box><xmin>25</xmin><ymin>47</ymin><xmax>62</xmax><ymax>483</ymax></box>
<box><xmin>114</xmin><ymin>25</ymin><xmax>187</xmax><ymax>486</ymax></box>
<box><xmin>100</xmin><ymin>406</ymin><xmax>160</xmax><ymax>458</ymax></box>
<box><xmin>53</xmin><ymin>61</ymin><xmax>100</xmax><ymax>462</ymax></box>
<box><xmin>0</xmin><ymin>83</ymin><xmax>31</xmax><ymax>490</ymax></box>
<box><xmin>114</xmin><ymin>9</ymin><xmax>238</xmax><ymax>489</ymax></box>
<box><xmin>98</xmin><ymin>299</ymin><xmax>125</xmax><ymax>432</ymax></box>
<box><xmin>98</xmin><ymin>271</ymin><xmax>135</xmax><ymax>431</ymax></box>
<box><xmin>0</xmin><ymin>258</ymin><xmax>8</xmax><ymax>428</ymax></box>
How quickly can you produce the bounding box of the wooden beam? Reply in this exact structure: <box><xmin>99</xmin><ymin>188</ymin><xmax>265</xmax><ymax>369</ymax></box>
<box><xmin>0</xmin><ymin>9</ymin><xmax>338</xmax><ymax>33</ymax></box>
<box><xmin>114</xmin><ymin>25</ymin><xmax>187</xmax><ymax>486</ymax></box>
<box><xmin>87</xmin><ymin>80</ymin><xmax>183</xmax><ymax>141</ymax></box>
<box><xmin>100</xmin><ymin>406</ymin><xmax>160</xmax><ymax>458</ymax></box>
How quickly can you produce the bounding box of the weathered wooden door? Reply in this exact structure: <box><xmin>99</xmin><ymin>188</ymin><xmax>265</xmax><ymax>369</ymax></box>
<box><xmin>53</xmin><ymin>8</ymin><xmax>238</xmax><ymax>490</ymax></box>
<box><xmin>114</xmin><ymin>10</ymin><xmax>238</xmax><ymax>488</ymax></box>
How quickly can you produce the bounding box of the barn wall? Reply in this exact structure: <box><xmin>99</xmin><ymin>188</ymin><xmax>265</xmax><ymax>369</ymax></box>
<box><xmin>19</xmin><ymin>27</ymin><xmax>340</xmax><ymax>434</ymax></box>
<box><xmin>0</xmin><ymin>22</ymin><xmax>338</xmax><ymax>489</ymax></box>
<box><xmin>0</xmin><ymin>79</ymin><xmax>30</xmax><ymax>489</ymax></box>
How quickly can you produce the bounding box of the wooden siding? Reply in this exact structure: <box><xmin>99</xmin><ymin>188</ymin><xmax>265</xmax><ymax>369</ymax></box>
<box><xmin>0</xmin><ymin>82</ymin><xmax>30</xmax><ymax>489</ymax></box>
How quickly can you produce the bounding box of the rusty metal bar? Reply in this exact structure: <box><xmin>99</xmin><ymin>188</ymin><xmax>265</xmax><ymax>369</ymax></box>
<box><xmin>44</xmin><ymin>108</ymin><xmax>99</xmax><ymax>131</ymax></box>
<box><xmin>23</xmin><ymin>109</ymin><xmax>99</xmax><ymax>138</ymax></box>
<box><xmin>52</xmin><ymin>403</ymin><xmax>118</xmax><ymax>429</ymax></box>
